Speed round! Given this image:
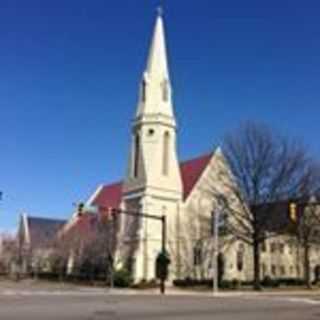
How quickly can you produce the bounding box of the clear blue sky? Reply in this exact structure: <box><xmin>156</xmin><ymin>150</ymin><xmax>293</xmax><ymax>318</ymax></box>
<box><xmin>0</xmin><ymin>0</ymin><xmax>319</xmax><ymax>231</ymax></box>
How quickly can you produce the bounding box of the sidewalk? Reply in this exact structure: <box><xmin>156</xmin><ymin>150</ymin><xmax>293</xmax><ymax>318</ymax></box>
<box><xmin>0</xmin><ymin>279</ymin><xmax>319</xmax><ymax>298</ymax></box>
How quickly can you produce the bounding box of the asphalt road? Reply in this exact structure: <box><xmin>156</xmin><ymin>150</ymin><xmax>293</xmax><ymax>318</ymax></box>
<box><xmin>0</xmin><ymin>291</ymin><xmax>319</xmax><ymax>320</ymax></box>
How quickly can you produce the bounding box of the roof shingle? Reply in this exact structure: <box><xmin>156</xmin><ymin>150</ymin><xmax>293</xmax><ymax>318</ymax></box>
<box><xmin>27</xmin><ymin>216</ymin><xmax>66</xmax><ymax>246</ymax></box>
<box><xmin>90</xmin><ymin>153</ymin><xmax>212</xmax><ymax>209</ymax></box>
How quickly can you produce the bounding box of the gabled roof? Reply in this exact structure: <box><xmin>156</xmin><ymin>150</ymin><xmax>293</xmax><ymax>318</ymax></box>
<box><xmin>180</xmin><ymin>153</ymin><xmax>212</xmax><ymax>200</ymax></box>
<box><xmin>63</xmin><ymin>153</ymin><xmax>213</xmax><ymax>236</ymax></box>
<box><xmin>26</xmin><ymin>216</ymin><xmax>66</xmax><ymax>247</ymax></box>
<box><xmin>63</xmin><ymin>213</ymin><xmax>98</xmax><ymax>240</ymax></box>
<box><xmin>88</xmin><ymin>153</ymin><xmax>212</xmax><ymax>209</ymax></box>
<box><xmin>91</xmin><ymin>182</ymin><xmax>123</xmax><ymax>210</ymax></box>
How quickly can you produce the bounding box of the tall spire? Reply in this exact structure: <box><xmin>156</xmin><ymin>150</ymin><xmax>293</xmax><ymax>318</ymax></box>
<box><xmin>146</xmin><ymin>10</ymin><xmax>169</xmax><ymax>80</ymax></box>
<box><xmin>136</xmin><ymin>11</ymin><xmax>174</xmax><ymax>119</ymax></box>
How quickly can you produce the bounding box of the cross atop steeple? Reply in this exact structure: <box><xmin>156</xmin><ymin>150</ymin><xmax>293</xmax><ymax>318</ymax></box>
<box><xmin>157</xmin><ymin>5</ymin><xmax>163</xmax><ymax>17</ymax></box>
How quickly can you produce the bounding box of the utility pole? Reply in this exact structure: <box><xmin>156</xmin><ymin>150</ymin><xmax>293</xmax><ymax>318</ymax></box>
<box><xmin>109</xmin><ymin>211</ymin><xmax>117</xmax><ymax>290</ymax></box>
<box><xmin>212</xmin><ymin>210</ymin><xmax>219</xmax><ymax>295</ymax></box>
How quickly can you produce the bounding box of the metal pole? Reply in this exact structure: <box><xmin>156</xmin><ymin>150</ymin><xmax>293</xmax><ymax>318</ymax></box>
<box><xmin>213</xmin><ymin>210</ymin><xmax>219</xmax><ymax>295</ymax></box>
<box><xmin>89</xmin><ymin>205</ymin><xmax>168</xmax><ymax>294</ymax></box>
<box><xmin>109</xmin><ymin>213</ymin><xmax>117</xmax><ymax>290</ymax></box>
<box><xmin>160</xmin><ymin>215</ymin><xmax>167</xmax><ymax>295</ymax></box>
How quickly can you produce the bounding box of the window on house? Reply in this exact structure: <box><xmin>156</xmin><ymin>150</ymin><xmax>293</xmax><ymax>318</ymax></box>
<box><xmin>270</xmin><ymin>243</ymin><xmax>276</xmax><ymax>253</ymax></box>
<box><xmin>133</xmin><ymin>133</ymin><xmax>140</xmax><ymax>178</ymax></box>
<box><xmin>289</xmin><ymin>243</ymin><xmax>294</xmax><ymax>254</ymax></box>
<box><xmin>279</xmin><ymin>243</ymin><xmax>285</xmax><ymax>254</ymax></box>
<box><xmin>193</xmin><ymin>243</ymin><xmax>202</xmax><ymax>266</ymax></box>
<box><xmin>290</xmin><ymin>265</ymin><xmax>294</xmax><ymax>275</ymax></box>
<box><xmin>236</xmin><ymin>251</ymin><xmax>244</xmax><ymax>272</ymax></box>
<box><xmin>126</xmin><ymin>257</ymin><xmax>136</xmax><ymax>276</ymax></box>
<box><xmin>271</xmin><ymin>265</ymin><xmax>276</xmax><ymax>276</ymax></box>
<box><xmin>237</xmin><ymin>244</ymin><xmax>245</xmax><ymax>272</ymax></box>
<box><xmin>261</xmin><ymin>264</ymin><xmax>267</xmax><ymax>277</ymax></box>
<box><xmin>261</xmin><ymin>241</ymin><xmax>267</xmax><ymax>253</ymax></box>
<box><xmin>280</xmin><ymin>265</ymin><xmax>286</xmax><ymax>276</ymax></box>
<box><xmin>162</xmin><ymin>131</ymin><xmax>170</xmax><ymax>176</ymax></box>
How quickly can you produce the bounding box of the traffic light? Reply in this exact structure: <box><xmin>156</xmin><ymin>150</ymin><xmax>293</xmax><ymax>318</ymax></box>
<box><xmin>289</xmin><ymin>202</ymin><xmax>297</xmax><ymax>222</ymax></box>
<box><xmin>77</xmin><ymin>202</ymin><xmax>84</xmax><ymax>216</ymax></box>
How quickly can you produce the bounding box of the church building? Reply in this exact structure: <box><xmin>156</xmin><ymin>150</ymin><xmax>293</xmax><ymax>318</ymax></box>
<box><xmin>17</xmin><ymin>12</ymin><xmax>320</xmax><ymax>285</ymax></box>
<box><xmin>64</xmin><ymin>12</ymin><xmax>226</xmax><ymax>282</ymax></box>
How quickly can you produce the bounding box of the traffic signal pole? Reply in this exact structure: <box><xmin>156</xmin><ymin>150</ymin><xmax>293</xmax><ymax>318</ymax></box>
<box><xmin>110</xmin><ymin>208</ymin><xmax>168</xmax><ymax>295</ymax></box>
<box><xmin>82</xmin><ymin>203</ymin><xmax>168</xmax><ymax>294</ymax></box>
<box><xmin>160</xmin><ymin>215</ymin><xmax>167</xmax><ymax>294</ymax></box>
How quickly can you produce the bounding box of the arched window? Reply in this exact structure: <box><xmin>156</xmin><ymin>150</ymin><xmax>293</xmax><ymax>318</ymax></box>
<box><xmin>162</xmin><ymin>79</ymin><xmax>169</xmax><ymax>102</ymax></box>
<box><xmin>141</xmin><ymin>79</ymin><xmax>147</xmax><ymax>102</ymax></box>
<box><xmin>237</xmin><ymin>243</ymin><xmax>245</xmax><ymax>272</ymax></box>
<box><xmin>162</xmin><ymin>131</ymin><xmax>170</xmax><ymax>176</ymax></box>
<box><xmin>193</xmin><ymin>242</ymin><xmax>202</xmax><ymax>266</ymax></box>
<box><xmin>133</xmin><ymin>134</ymin><xmax>140</xmax><ymax>178</ymax></box>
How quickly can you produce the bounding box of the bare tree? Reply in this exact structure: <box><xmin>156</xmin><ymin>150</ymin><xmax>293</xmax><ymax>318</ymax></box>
<box><xmin>48</xmin><ymin>229</ymin><xmax>84</xmax><ymax>282</ymax></box>
<box><xmin>59</xmin><ymin>213</ymin><xmax>119</xmax><ymax>285</ymax></box>
<box><xmin>0</xmin><ymin>232</ymin><xmax>19</xmax><ymax>276</ymax></box>
<box><xmin>292</xmin><ymin>197</ymin><xmax>320</xmax><ymax>287</ymax></box>
<box><xmin>168</xmin><ymin>209</ymin><xmax>213</xmax><ymax>279</ymax></box>
<box><xmin>209</xmin><ymin>122</ymin><xmax>318</xmax><ymax>290</ymax></box>
<box><xmin>78</xmin><ymin>215</ymin><xmax>116</xmax><ymax>284</ymax></box>
<box><xmin>168</xmin><ymin>197</ymin><xmax>234</xmax><ymax>282</ymax></box>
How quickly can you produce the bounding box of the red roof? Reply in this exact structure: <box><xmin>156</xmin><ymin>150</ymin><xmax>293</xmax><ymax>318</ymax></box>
<box><xmin>64</xmin><ymin>153</ymin><xmax>212</xmax><ymax>236</ymax></box>
<box><xmin>180</xmin><ymin>153</ymin><xmax>212</xmax><ymax>200</ymax></box>
<box><xmin>90</xmin><ymin>153</ymin><xmax>212</xmax><ymax>208</ymax></box>
<box><xmin>91</xmin><ymin>182</ymin><xmax>123</xmax><ymax>210</ymax></box>
<box><xmin>62</xmin><ymin>213</ymin><xmax>98</xmax><ymax>244</ymax></box>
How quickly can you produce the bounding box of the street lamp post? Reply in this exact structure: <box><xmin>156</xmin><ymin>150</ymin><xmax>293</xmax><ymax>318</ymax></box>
<box><xmin>212</xmin><ymin>210</ymin><xmax>219</xmax><ymax>295</ymax></box>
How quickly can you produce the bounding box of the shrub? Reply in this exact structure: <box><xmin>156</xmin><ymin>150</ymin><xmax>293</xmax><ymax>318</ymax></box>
<box><xmin>173</xmin><ymin>278</ymin><xmax>213</xmax><ymax>288</ymax></box>
<box><xmin>277</xmin><ymin>278</ymin><xmax>305</xmax><ymax>286</ymax></box>
<box><xmin>131</xmin><ymin>279</ymin><xmax>158</xmax><ymax>289</ymax></box>
<box><xmin>231</xmin><ymin>278</ymin><xmax>241</xmax><ymax>289</ymax></box>
<box><xmin>113</xmin><ymin>269</ymin><xmax>133</xmax><ymax>288</ymax></box>
<box><xmin>261</xmin><ymin>276</ymin><xmax>279</xmax><ymax>288</ymax></box>
<box><xmin>219</xmin><ymin>280</ymin><xmax>233</xmax><ymax>289</ymax></box>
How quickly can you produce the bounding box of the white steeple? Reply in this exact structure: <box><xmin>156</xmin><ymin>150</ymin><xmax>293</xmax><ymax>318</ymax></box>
<box><xmin>122</xmin><ymin>9</ymin><xmax>183</xmax><ymax>283</ymax></box>
<box><xmin>136</xmin><ymin>11</ymin><xmax>174</xmax><ymax>120</ymax></box>
<box><xmin>124</xmin><ymin>10</ymin><xmax>182</xmax><ymax>198</ymax></box>
<box><xmin>146</xmin><ymin>12</ymin><xmax>169</xmax><ymax>81</ymax></box>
